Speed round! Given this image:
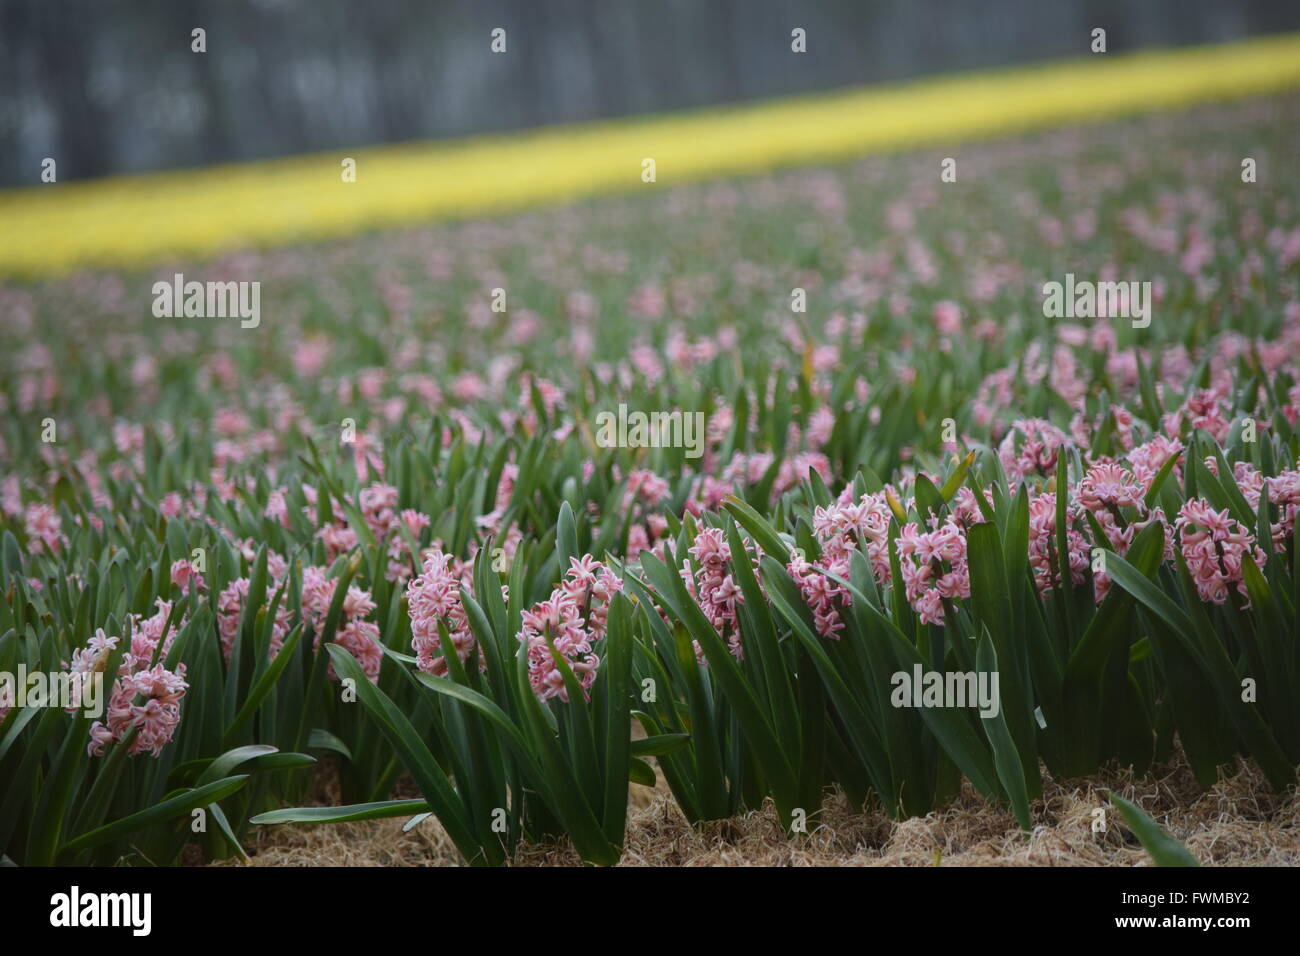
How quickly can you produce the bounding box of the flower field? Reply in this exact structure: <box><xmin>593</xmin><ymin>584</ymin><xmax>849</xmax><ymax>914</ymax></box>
<box><xmin>2</xmin><ymin>90</ymin><xmax>1299</xmax><ymax>867</ymax></box>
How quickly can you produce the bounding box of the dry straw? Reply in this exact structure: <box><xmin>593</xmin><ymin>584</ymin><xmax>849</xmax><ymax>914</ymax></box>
<box><xmin>222</xmin><ymin>755</ymin><xmax>1299</xmax><ymax>867</ymax></box>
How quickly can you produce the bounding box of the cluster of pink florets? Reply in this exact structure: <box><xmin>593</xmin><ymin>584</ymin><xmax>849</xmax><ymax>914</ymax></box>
<box><xmin>1127</xmin><ymin>434</ymin><xmax>1185</xmax><ymax>490</ymax></box>
<box><xmin>1163</xmin><ymin>388</ymin><xmax>1233</xmax><ymax>444</ymax></box>
<box><xmin>125</xmin><ymin>598</ymin><xmax>181</xmax><ymax>665</ymax></box>
<box><xmin>300</xmin><ymin>482</ymin><xmax>428</xmax><ymax>580</ymax></box>
<box><xmin>24</xmin><ymin>502</ymin><xmax>66</xmax><ymax>555</ymax></box>
<box><xmin>718</xmin><ymin>451</ymin><xmax>832</xmax><ymax>505</ymax></box>
<box><xmin>69</xmin><ymin>627</ymin><xmax>190</xmax><ymax>758</ymax></box>
<box><xmin>517</xmin><ymin>555</ymin><xmax>623</xmax><ymax>702</ymax></box>
<box><xmin>406</xmin><ymin>547</ymin><xmax>479</xmax><ymax>678</ymax></box>
<box><xmin>356</xmin><ymin>482</ymin><xmax>432</xmax><ymax>582</ymax></box>
<box><xmin>1233</xmin><ymin>461</ymin><xmax>1300</xmax><ymax>552</ymax></box>
<box><xmin>787</xmin><ymin>551</ymin><xmax>853</xmax><ymax>638</ymax></box>
<box><xmin>790</xmin><ymin>487</ymin><xmax>905</xmax><ymax>637</ymax></box>
<box><xmin>1175</xmin><ymin>498</ymin><xmax>1267</xmax><ymax>606</ymax></box>
<box><xmin>64</xmin><ymin>628</ymin><xmax>119</xmax><ymax>715</ymax></box>
<box><xmin>1072</xmin><ymin>460</ymin><xmax>1174</xmax><ymax>601</ymax></box>
<box><xmin>88</xmin><ymin>662</ymin><xmax>189</xmax><ymax>757</ymax></box>
<box><xmin>896</xmin><ymin>519</ymin><xmax>971</xmax><ymax>626</ymax></box>
<box><xmin>302</xmin><ymin>564</ymin><xmax>383</xmax><ymax>682</ymax></box>
<box><xmin>811</xmin><ymin>488</ymin><xmax>895</xmax><ymax>584</ymax></box>
<box><xmin>619</xmin><ymin>468</ymin><xmax>672</xmax><ymax>559</ymax></box>
<box><xmin>474</xmin><ymin>463</ymin><xmax>525</xmax><ymax>569</ymax></box>
<box><xmin>1027</xmin><ymin>492</ymin><xmax>1092</xmax><ymax>596</ymax></box>
<box><xmin>998</xmin><ymin>419</ymin><xmax>1070</xmax><ymax>482</ymax></box>
<box><xmin>1077</xmin><ymin>461</ymin><xmax>1145</xmax><ymax>512</ymax></box>
<box><xmin>169</xmin><ymin>558</ymin><xmax>205</xmax><ymax>592</ymax></box>
<box><xmin>217</xmin><ymin>576</ymin><xmax>294</xmax><ymax>662</ymax></box>
<box><xmin>308</xmin><ymin>483</ymin><xmax>361</xmax><ymax>560</ymax></box>
<box><xmin>681</xmin><ymin>527</ymin><xmax>744</xmax><ymax>657</ymax></box>
<box><xmin>216</xmin><ymin>557</ymin><xmax>382</xmax><ymax>681</ymax></box>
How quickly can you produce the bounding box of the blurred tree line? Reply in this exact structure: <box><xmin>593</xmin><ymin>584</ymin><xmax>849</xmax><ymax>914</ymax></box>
<box><xmin>2</xmin><ymin>0</ymin><xmax>1297</xmax><ymax>185</ymax></box>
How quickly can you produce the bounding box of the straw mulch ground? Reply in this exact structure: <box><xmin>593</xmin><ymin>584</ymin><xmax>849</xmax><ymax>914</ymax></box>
<box><xmin>216</xmin><ymin>755</ymin><xmax>1299</xmax><ymax>867</ymax></box>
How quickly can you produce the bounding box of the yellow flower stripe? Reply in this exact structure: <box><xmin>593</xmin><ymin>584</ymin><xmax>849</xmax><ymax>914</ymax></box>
<box><xmin>4</xmin><ymin>32</ymin><xmax>1300</xmax><ymax>276</ymax></box>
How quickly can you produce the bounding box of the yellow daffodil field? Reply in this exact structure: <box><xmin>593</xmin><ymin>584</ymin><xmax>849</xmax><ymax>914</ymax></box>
<box><xmin>3</xmin><ymin>32</ymin><xmax>1300</xmax><ymax>276</ymax></box>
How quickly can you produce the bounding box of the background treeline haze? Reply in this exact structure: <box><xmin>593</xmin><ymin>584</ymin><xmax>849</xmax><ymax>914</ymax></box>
<box><xmin>2</xmin><ymin>0</ymin><xmax>1299</xmax><ymax>185</ymax></box>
